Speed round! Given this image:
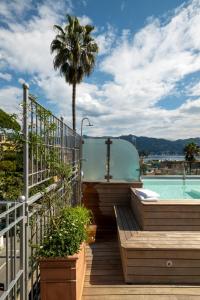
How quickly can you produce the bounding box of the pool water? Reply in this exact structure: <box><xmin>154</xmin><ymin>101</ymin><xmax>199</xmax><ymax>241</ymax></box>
<box><xmin>143</xmin><ymin>179</ymin><xmax>200</xmax><ymax>200</ymax></box>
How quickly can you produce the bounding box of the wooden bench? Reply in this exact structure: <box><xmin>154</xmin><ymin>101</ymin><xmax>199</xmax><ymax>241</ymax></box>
<box><xmin>114</xmin><ymin>205</ymin><xmax>200</xmax><ymax>284</ymax></box>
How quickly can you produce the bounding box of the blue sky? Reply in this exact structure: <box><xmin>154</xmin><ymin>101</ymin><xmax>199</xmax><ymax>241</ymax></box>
<box><xmin>0</xmin><ymin>0</ymin><xmax>200</xmax><ymax>139</ymax></box>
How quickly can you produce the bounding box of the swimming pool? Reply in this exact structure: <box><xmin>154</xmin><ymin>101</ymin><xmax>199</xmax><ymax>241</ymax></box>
<box><xmin>143</xmin><ymin>177</ymin><xmax>200</xmax><ymax>200</ymax></box>
<box><xmin>131</xmin><ymin>177</ymin><xmax>200</xmax><ymax>231</ymax></box>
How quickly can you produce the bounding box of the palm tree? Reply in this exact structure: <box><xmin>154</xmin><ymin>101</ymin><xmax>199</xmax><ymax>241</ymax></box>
<box><xmin>51</xmin><ymin>15</ymin><xmax>98</xmax><ymax>131</ymax></box>
<box><xmin>184</xmin><ymin>142</ymin><xmax>200</xmax><ymax>174</ymax></box>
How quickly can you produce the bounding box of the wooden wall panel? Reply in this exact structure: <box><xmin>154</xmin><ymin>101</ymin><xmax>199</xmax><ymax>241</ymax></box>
<box><xmin>131</xmin><ymin>189</ymin><xmax>200</xmax><ymax>231</ymax></box>
<box><xmin>82</xmin><ymin>181</ymin><xmax>142</xmax><ymax>226</ymax></box>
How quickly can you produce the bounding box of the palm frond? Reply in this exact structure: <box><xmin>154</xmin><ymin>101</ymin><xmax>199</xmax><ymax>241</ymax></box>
<box><xmin>85</xmin><ymin>25</ymin><xmax>94</xmax><ymax>34</ymax></box>
<box><xmin>53</xmin><ymin>25</ymin><xmax>65</xmax><ymax>35</ymax></box>
<box><xmin>50</xmin><ymin>39</ymin><xmax>63</xmax><ymax>53</ymax></box>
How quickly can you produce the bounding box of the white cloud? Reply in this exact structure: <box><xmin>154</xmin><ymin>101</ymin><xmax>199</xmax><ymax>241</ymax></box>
<box><xmin>0</xmin><ymin>0</ymin><xmax>73</xmax><ymax>76</ymax></box>
<box><xmin>94</xmin><ymin>0</ymin><xmax>200</xmax><ymax>138</ymax></box>
<box><xmin>0</xmin><ymin>86</ymin><xmax>21</xmax><ymax>114</ymax></box>
<box><xmin>35</xmin><ymin>74</ymin><xmax>110</xmax><ymax>129</ymax></box>
<box><xmin>95</xmin><ymin>25</ymin><xmax>116</xmax><ymax>55</ymax></box>
<box><xmin>0</xmin><ymin>0</ymin><xmax>32</xmax><ymax>21</ymax></box>
<box><xmin>78</xmin><ymin>15</ymin><xmax>92</xmax><ymax>25</ymax></box>
<box><xmin>1</xmin><ymin>0</ymin><xmax>200</xmax><ymax>139</ymax></box>
<box><xmin>0</xmin><ymin>72</ymin><xmax>12</xmax><ymax>81</ymax></box>
<box><xmin>179</xmin><ymin>98</ymin><xmax>200</xmax><ymax>114</ymax></box>
<box><xmin>188</xmin><ymin>81</ymin><xmax>200</xmax><ymax>96</ymax></box>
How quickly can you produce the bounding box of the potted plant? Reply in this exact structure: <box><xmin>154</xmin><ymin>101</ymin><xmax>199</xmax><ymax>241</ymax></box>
<box><xmin>86</xmin><ymin>212</ymin><xmax>97</xmax><ymax>244</ymax></box>
<box><xmin>37</xmin><ymin>206</ymin><xmax>91</xmax><ymax>300</ymax></box>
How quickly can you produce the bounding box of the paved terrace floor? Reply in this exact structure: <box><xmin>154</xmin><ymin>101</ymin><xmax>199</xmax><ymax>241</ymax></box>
<box><xmin>82</xmin><ymin>227</ymin><xmax>200</xmax><ymax>300</ymax></box>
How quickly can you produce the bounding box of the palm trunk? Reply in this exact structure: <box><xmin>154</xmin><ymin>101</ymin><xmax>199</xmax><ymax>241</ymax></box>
<box><xmin>72</xmin><ymin>82</ymin><xmax>76</xmax><ymax>131</ymax></box>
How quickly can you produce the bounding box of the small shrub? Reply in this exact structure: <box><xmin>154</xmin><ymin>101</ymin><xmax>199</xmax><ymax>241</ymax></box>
<box><xmin>37</xmin><ymin>206</ymin><xmax>92</xmax><ymax>258</ymax></box>
<box><xmin>0</xmin><ymin>160</ymin><xmax>16</xmax><ymax>173</ymax></box>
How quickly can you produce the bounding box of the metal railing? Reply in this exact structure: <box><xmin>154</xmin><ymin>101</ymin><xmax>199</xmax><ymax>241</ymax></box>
<box><xmin>0</xmin><ymin>83</ymin><xmax>81</xmax><ymax>299</ymax></box>
<box><xmin>141</xmin><ymin>160</ymin><xmax>200</xmax><ymax>176</ymax></box>
<box><xmin>0</xmin><ymin>201</ymin><xmax>25</xmax><ymax>300</ymax></box>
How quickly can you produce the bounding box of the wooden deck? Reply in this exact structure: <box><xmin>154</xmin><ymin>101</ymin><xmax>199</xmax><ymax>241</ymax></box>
<box><xmin>82</xmin><ymin>228</ymin><xmax>200</xmax><ymax>300</ymax></box>
<box><xmin>114</xmin><ymin>205</ymin><xmax>200</xmax><ymax>284</ymax></box>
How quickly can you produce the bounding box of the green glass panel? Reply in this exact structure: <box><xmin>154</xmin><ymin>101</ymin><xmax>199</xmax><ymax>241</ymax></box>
<box><xmin>82</xmin><ymin>138</ymin><xmax>140</xmax><ymax>182</ymax></box>
<box><xmin>110</xmin><ymin>139</ymin><xmax>140</xmax><ymax>181</ymax></box>
<box><xmin>82</xmin><ymin>138</ymin><xmax>107</xmax><ymax>181</ymax></box>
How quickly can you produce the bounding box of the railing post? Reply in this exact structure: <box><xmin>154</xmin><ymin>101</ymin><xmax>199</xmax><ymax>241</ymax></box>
<box><xmin>19</xmin><ymin>196</ymin><xmax>26</xmax><ymax>300</ymax></box>
<box><xmin>61</xmin><ymin>117</ymin><xmax>64</xmax><ymax>163</ymax></box>
<box><xmin>22</xmin><ymin>83</ymin><xmax>29</xmax><ymax>300</ymax></box>
<box><xmin>105</xmin><ymin>138</ymin><xmax>112</xmax><ymax>182</ymax></box>
<box><xmin>60</xmin><ymin>117</ymin><xmax>65</xmax><ymax>201</ymax></box>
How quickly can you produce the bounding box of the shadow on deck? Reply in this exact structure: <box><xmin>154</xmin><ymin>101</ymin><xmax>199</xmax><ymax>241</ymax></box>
<box><xmin>82</xmin><ymin>227</ymin><xmax>200</xmax><ymax>300</ymax></box>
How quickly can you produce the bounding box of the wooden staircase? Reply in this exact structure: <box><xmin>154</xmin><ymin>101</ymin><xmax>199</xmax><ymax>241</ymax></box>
<box><xmin>82</xmin><ymin>227</ymin><xmax>200</xmax><ymax>300</ymax></box>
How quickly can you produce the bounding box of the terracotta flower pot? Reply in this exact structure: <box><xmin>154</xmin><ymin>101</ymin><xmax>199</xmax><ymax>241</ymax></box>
<box><xmin>86</xmin><ymin>225</ymin><xmax>97</xmax><ymax>244</ymax></box>
<box><xmin>40</xmin><ymin>243</ymin><xmax>86</xmax><ymax>300</ymax></box>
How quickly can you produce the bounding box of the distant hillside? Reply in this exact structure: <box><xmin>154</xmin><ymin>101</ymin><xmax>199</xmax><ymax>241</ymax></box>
<box><xmin>84</xmin><ymin>134</ymin><xmax>200</xmax><ymax>155</ymax></box>
<box><xmin>120</xmin><ymin>135</ymin><xmax>200</xmax><ymax>155</ymax></box>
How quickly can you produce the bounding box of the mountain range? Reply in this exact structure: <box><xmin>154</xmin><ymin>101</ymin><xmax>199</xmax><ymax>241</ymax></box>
<box><xmin>84</xmin><ymin>134</ymin><xmax>200</xmax><ymax>155</ymax></box>
<box><xmin>120</xmin><ymin>135</ymin><xmax>200</xmax><ymax>155</ymax></box>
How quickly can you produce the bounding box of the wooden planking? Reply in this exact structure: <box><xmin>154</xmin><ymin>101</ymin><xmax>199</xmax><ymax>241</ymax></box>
<box><xmin>127</xmin><ymin>258</ymin><xmax>200</xmax><ymax>267</ymax></box>
<box><xmin>143</xmin><ymin>211</ymin><xmax>200</xmax><ymax>219</ymax></box>
<box><xmin>130</xmin><ymin>191</ymin><xmax>144</xmax><ymax>228</ymax></box>
<box><xmin>114</xmin><ymin>205</ymin><xmax>143</xmax><ymax>248</ymax></box>
<box><xmin>143</xmin><ymin>204</ymin><xmax>200</xmax><ymax>212</ymax></box>
<box><xmin>141</xmin><ymin>226</ymin><xmax>200</xmax><ymax>231</ymax></box>
<box><xmin>83</xmin><ymin>296</ymin><xmax>200</xmax><ymax>300</ymax></box>
<box><xmin>83</xmin><ymin>182</ymin><xmax>142</xmax><ymax>225</ymax></box>
<box><xmin>130</xmin><ymin>189</ymin><xmax>200</xmax><ymax>231</ymax></box>
<box><xmin>83</xmin><ymin>286</ymin><xmax>200</xmax><ymax>295</ymax></box>
<box><xmin>126</xmin><ymin>266</ymin><xmax>200</xmax><ymax>276</ymax></box>
<box><xmin>143</xmin><ymin>218</ymin><xmax>200</xmax><ymax>225</ymax></box>
<box><xmin>127</xmin><ymin>249</ymin><xmax>200</xmax><ymax>259</ymax></box>
<box><xmin>124</xmin><ymin>275</ymin><xmax>200</xmax><ymax>284</ymax></box>
<box><xmin>82</xmin><ymin>229</ymin><xmax>200</xmax><ymax>300</ymax></box>
<box><xmin>114</xmin><ymin>205</ymin><xmax>200</xmax><ymax>284</ymax></box>
<box><xmin>115</xmin><ymin>206</ymin><xmax>200</xmax><ymax>249</ymax></box>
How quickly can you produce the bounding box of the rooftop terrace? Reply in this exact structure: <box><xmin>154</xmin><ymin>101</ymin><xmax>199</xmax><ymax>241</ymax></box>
<box><xmin>1</xmin><ymin>85</ymin><xmax>200</xmax><ymax>300</ymax></box>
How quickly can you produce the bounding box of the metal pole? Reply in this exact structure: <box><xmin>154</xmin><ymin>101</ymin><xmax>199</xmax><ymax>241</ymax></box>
<box><xmin>19</xmin><ymin>196</ymin><xmax>26</xmax><ymax>300</ymax></box>
<box><xmin>80</xmin><ymin>118</ymin><xmax>85</xmax><ymax>174</ymax></box>
<box><xmin>80</xmin><ymin>117</ymin><xmax>92</xmax><ymax>172</ymax></box>
<box><xmin>61</xmin><ymin>117</ymin><xmax>64</xmax><ymax>163</ymax></box>
<box><xmin>23</xmin><ymin>83</ymin><xmax>29</xmax><ymax>300</ymax></box>
<box><xmin>105</xmin><ymin>138</ymin><xmax>112</xmax><ymax>182</ymax></box>
<box><xmin>60</xmin><ymin>117</ymin><xmax>65</xmax><ymax>201</ymax></box>
<box><xmin>80</xmin><ymin>118</ymin><xmax>93</xmax><ymax>202</ymax></box>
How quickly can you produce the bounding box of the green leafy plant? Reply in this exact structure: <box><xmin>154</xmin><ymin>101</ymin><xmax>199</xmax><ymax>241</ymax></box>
<box><xmin>0</xmin><ymin>173</ymin><xmax>23</xmax><ymax>200</ymax></box>
<box><xmin>35</xmin><ymin>206</ymin><xmax>92</xmax><ymax>258</ymax></box>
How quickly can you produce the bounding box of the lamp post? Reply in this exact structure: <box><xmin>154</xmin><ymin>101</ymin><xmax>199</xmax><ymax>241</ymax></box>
<box><xmin>80</xmin><ymin>117</ymin><xmax>93</xmax><ymax>202</ymax></box>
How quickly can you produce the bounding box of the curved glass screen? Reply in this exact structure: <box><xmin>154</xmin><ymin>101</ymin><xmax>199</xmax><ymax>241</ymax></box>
<box><xmin>82</xmin><ymin>138</ymin><xmax>140</xmax><ymax>182</ymax></box>
<box><xmin>110</xmin><ymin>139</ymin><xmax>140</xmax><ymax>181</ymax></box>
